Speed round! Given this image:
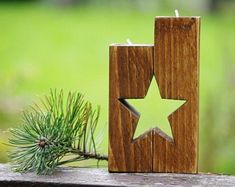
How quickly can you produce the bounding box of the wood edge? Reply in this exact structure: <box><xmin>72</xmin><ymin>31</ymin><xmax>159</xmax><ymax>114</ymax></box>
<box><xmin>152</xmin><ymin>127</ymin><xmax>174</xmax><ymax>143</ymax></box>
<box><xmin>109</xmin><ymin>44</ymin><xmax>154</xmax><ymax>47</ymax></box>
<box><xmin>155</xmin><ymin>16</ymin><xmax>201</xmax><ymax>19</ymax></box>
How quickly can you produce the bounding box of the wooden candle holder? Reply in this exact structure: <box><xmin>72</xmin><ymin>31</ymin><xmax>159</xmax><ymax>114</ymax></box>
<box><xmin>109</xmin><ymin>17</ymin><xmax>200</xmax><ymax>173</ymax></box>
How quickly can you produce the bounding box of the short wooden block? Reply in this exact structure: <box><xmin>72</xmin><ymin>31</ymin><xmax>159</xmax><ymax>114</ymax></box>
<box><xmin>109</xmin><ymin>45</ymin><xmax>154</xmax><ymax>172</ymax></box>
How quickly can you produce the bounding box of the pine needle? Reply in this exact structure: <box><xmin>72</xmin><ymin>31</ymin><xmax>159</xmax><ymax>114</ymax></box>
<box><xmin>8</xmin><ymin>89</ymin><xmax>108</xmax><ymax>175</ymax></box>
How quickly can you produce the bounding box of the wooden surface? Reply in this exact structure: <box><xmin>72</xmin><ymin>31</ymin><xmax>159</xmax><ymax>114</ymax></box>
<box><xmin>1</xmin><ymin>164</ymin><xmax>235</xmax><ymax>187</ymax></box>
<box><xmin>153</xmin><ymin>17</ymin><xmax>200</xmax><ymax>173</ymax></box>
<box><xmin>109</xmin><ymin>45</ymin><xmax>154</xmax><ymax>172</ymax></box>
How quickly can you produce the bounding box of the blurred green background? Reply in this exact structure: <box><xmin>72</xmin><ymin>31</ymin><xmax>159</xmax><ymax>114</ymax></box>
<box><xmin>0</xmin><ymin>0</ymin><xmax>235</xmax><ymax>174</ymax></box>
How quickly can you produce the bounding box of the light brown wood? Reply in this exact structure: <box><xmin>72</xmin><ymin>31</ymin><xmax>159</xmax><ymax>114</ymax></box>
<box><xmin>109</xmin><ymin>17</ymin><xmax>200</xmax><ymax>173</ymax></box>
<box><xmin>109</xmin><ymin>45</ymin><xmax>154</xmax><ymax>172</ymax></box>
<box><xmin>153</xmin><ymin>17</ymin><xmax>200</xmax><ymax>173</ymax></box>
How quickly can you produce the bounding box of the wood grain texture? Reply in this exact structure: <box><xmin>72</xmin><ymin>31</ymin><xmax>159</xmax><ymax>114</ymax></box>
<box><xmin>153</xmin><ymin>17</ymin><xmax>200</xmax><ymax>173</ymax></box>
<box><xmin>109</xmin><ymin>45</ymin><xmax>154</xmax><ymax>172</ymax></box>
<box><xmin>1</xmin><ymin>164</ymin><xmax>235</xmax><ymax>187</ymax></box>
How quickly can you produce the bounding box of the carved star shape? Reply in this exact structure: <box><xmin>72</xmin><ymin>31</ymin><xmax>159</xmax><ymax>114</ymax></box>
<box><xmin>123</xmin><ymin>76</ymin><xmax>186</xmax><ymax>140</ymax></box>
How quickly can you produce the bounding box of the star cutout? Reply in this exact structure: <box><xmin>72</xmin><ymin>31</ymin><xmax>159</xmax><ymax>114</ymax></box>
<box><xmin>124</xmin><ymin>76</ymin><xmax>186</xmax><ymax>140</ymax></box>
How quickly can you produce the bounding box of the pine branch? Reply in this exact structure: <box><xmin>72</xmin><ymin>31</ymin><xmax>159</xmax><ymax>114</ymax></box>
<box><xmin>70</xmin><ymin>149</ymin><xmax>108</xmax><ymax>161</ymax></box>
<box><xmin>8</xmin><ymin>89</ymin><xmax>107</xmax><ymax>175</ymax></box>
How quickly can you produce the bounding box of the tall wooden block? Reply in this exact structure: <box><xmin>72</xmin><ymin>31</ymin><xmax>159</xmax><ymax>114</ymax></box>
<box><xmin>153</xmin><ymin>17</ymin><xmax>200</xmax><ymax>173</ymax></box>
<box><xmin>109</xmin><ymin>45</ymin><xmax>154</xmax><ymax>172</ymax></box>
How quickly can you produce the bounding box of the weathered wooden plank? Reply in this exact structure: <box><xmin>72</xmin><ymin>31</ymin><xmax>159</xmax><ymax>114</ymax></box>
<box><xmin>0</xmin><ymin>164</ymin><xmax>235</xmax><ymax>187</ymax></box>
<box><xmin>109</xmin><ymin>44</ymin><xmax>154</xmax><ymax>172</ymax></box>
<box><xmin>153</xmin><ymin>17</ymin><xmax>200</xmax><ymax>173</ymax></box>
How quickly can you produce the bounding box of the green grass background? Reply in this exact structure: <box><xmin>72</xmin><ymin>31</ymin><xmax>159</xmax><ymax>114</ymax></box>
<box><xmin>0</xmin><ymin>2</ymin><xmax>235</xmax><ymax>174</ymax></box>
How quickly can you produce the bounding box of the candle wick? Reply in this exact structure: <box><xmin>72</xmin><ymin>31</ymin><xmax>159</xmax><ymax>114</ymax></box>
<box><xmin>175</xmin><ymin>9</ymin><xmax>179</xmax><ymax>17</ymax></box>
<box><xmin>126</xmin><ymin>39</ymin><xmax>133</xmax><ymax>45</ymax></box>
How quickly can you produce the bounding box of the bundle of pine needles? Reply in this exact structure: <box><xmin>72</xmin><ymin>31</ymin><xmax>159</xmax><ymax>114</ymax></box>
<box><xmin>8</xmin><ymin>90</ymin><xmax>107</xmax><ymax>175</ymax></box>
